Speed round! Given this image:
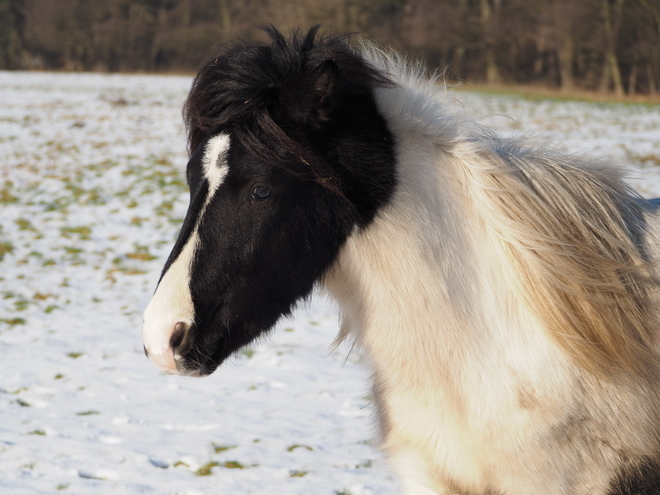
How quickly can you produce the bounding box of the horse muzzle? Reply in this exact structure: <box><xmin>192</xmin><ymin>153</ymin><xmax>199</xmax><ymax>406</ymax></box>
<box><xmin>142</xmin><ymin>320</ymin><xmax>202</xmax><ymax>376</ymax></box>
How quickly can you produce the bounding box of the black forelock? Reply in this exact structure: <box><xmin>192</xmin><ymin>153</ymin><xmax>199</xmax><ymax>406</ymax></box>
<box><xmin>182</xmin><ymin>25</ymin><xmax>394</xmax><ymax>195</ymax></box>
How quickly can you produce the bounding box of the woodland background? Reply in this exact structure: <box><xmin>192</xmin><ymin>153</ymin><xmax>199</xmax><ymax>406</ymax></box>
<box><xmin>1</xmin><ymin>0</ymin><xmax>659</xmax><ymax>95</ymax></box>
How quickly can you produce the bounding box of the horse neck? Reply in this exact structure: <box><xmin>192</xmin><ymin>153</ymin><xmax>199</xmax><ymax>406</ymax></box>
<box><xmin>323</xmin><ymin>125</ymin><xmax>546</xmax><ymax>386</ymax></box>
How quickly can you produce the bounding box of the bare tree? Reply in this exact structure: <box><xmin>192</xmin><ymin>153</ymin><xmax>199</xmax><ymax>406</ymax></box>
<box><xmin>600</xmin><ymin>0</ymin><xmax>625</xmax><ymax>95</ymax></box>
<box><xmin>4</xmin><ymin>0</ymin><xmax>659</xmax><ymax>95</ymax></box>
<box><xmin>480</xmin><ymin>0</ymin><xmax>502</xmax><ymax>84</ymax></box>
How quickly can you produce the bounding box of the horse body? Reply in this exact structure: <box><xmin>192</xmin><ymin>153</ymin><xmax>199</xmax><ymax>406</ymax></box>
<box><xmin>142</xmin><ymin>27</ymin><xmax>660</xmax><ymax>494</ymax></box>
<box><xmin>330</xmin><ymin>98</ymin><xmax>659</xmax><ymax>495</ymax></box>
<box><xmin>326</xmin><ymin>70</ymin><xmax>660</xmax><ymax>493</ymax></box>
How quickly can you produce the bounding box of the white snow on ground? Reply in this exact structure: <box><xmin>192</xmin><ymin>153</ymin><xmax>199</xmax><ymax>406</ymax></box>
<box><xmin>0</xmin><ymin>71</ymin><xmax>659</xmax><ymax>495</ymax></box>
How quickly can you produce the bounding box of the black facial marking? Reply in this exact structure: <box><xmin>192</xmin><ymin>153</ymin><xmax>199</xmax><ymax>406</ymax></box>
<box><xmin>162</xmin><ymin>26</ymin><xmax>397</xmax><ymax>375</ymax></box>
<box><xmin>158</xmin><ymin>152</ymin><xmax>208</xmax><ymax>283</ymax></box>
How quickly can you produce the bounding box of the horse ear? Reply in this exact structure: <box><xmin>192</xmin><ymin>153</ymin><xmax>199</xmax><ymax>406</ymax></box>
<box><xmin>309</xmin><ymin>60</ymin><xmax>339</xmax><ymax>123</ymax></box>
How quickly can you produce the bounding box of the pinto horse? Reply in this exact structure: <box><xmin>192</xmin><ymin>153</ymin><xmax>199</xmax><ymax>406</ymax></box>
<box><xmin>142</xmin><ymin>26</ymin><xmax>660</xmax><ymax>494</ymax></box>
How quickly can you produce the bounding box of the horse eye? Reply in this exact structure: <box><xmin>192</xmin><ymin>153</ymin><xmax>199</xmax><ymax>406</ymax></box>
<box><xmin>250</xmin><ymin>185</ymin><xmax>272</xmax><ymax>201</ymax></box>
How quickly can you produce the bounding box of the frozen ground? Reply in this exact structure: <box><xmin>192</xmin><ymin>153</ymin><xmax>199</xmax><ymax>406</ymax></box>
<box><xmin>0</xmin><ymin>70</ymin><xmax>659</xmax><ymax>495</ymax></box>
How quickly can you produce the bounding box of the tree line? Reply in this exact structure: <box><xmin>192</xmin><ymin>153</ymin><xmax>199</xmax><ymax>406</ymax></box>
<box><xmin>1</xmin><ymin>0</ymin><xmax>659</xmax><ymax>95</ymax></box>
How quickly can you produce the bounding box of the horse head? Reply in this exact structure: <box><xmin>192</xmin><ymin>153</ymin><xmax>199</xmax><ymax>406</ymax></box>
<box><xmin>142</xmin><ymin>26</ymin><xmax>396</xmax><ymax>376</ymax></box>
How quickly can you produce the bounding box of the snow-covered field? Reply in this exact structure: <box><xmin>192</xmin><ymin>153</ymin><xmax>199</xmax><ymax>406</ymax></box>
<box><xmin>0</xmin><ymin>70</ymin><xmax>659</xmax><ymax>495</ymax></box>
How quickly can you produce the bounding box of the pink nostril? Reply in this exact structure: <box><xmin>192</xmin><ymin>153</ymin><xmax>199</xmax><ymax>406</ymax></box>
<box><xmin>143</xmin><ymin>321</ymin><xmax>194</xmax><ymax>373</ymax></box>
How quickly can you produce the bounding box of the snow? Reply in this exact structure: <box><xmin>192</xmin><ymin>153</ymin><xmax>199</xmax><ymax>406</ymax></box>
<box><xmin>0</xmin><ymin>70</ymin><xmax>659</xmax><ymax>495</ymax></box>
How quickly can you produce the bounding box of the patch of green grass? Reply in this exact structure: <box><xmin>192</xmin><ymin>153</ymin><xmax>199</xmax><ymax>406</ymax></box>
<box><xmin>42</xmin><ymin>199</ymin><xmax>69</xmax><ymax>212</ymax></box>
<box><xmin>85</xmin><ymin>189</ymin><xmax>104</xmax><ymax>205</ymax></box>
<box><xmin>195</xmin><ymin>461</ymin><xmax>219</xmax><ymax>476</ymax></box>
<box><xmin>1</xmin><ymin>318</ymin><xmax>26</xmax><ymax>326</ymax></box>
<box><xmin>61</xmin><ymin>246</ymin><xmax>85</xmax><ymax>265</ymax></box>
<box><xmin>60</xmin><ymin>226</ymin><xmax>92</xmax><ymax>240</ymax></box>
<box><xmin>29</xmin><ymin>429</ymin><xmax>46</xmax><ymax>436</ymax></box>
<box><xmin>0</xmin><ymin>181</ymin><xmax>17</xmax><ymax>203</ymax></box>
<box><xmin>33</xmin><ymin>292</ymin><xmax>55</xmax><ymax>301</ymax></box>
<box><xmin>154</xmin><ymin>200</ymin><xmax>175</xmax><ymax>216</ymax></box>
<box><xmin>222</xmin><ymin>460</ymin><xmax>245</xmax><ymax>469</ymax></box>
<box><xmin>240</xmin><ymin>348</ymin><xmax>255</xmax><ymax>359</ymax></box>
<box><xmin>108</xmin><ymin>246</ymin><xmax>152</xmax><ymax>278</ymax></box>
<box><xmin>76</xmin><ymin>410</ymin><xmax>100</xmax><ymax>416</ymax></box>
<box><xmin>14</xmin><ymin>300</ymin><xmax>29</xmax><ymax>311</ymax></box>
<box><xmin>633</xmin><ymin>152</ymin><xmax>660</xmax><ymax>166</ymax></box>
<box><xmin>289</xmin><ymin>470</ymin><xmax>308</xmax><ymax>477</ymax></box>
<box><xmin>67</xmin><ymin>352</ymin><xmax>84</xmax><ymax>359</ymax></box>
<box><xmin>125</xmin><ymin>244</ymin><xmax>157</xmax><ymax>261</ymax></box>
<box><xmin>119</xmin><ymin>268</ymin><xmax>147</xmax><ymax>276</ymax></box>
<box><xmin>56</xmin><ymin>483</ymin><xmax>69</xmax><ymax>490</ymax></box>
<box><xmin>152</xmin><ymin>156</ymin><xmax>174</xmax><ymax>167</ymax></box>
<box><xmin>16</xmin><ymin>218</ymin><xmax>37</xmax><ymax>232</ymax></box>
<box><xmin>45</xmin><ymin>140</ymin><xmax>78</xmax><ymax>154</ymax></box>
<box><xmin>17</xmin><ymin>399</ymin><xmax>31</xmax><ymax>407</ymax></box>
<box><xmin>287</xmin><ymin>444</ymin><xmax>314</xmax><ymax>452</ymax></box>
<box><xmin>0</xmin><ymin>242</ymin><xmax>14</xmax><ymax>261</ymax></box>
<box><xmin>212</xmin><ymin>444</ymin><xmax>237</xmax><ymax>453</ymax></box>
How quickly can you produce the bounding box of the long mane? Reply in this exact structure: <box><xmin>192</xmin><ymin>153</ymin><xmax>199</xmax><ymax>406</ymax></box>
<box><xmin>361</xmin><ymin>46</ymin><xmax>660</xmax><ymax>379</ymax></box>
<box><xmin>182</xmin><ymin>26</ymin><xmax>393</xmax><ymax>196</ymax></box>
<box><xmin>464</xmin><ymin>142</ymin><xmax>658</xmax><ymax>378</ymax></box>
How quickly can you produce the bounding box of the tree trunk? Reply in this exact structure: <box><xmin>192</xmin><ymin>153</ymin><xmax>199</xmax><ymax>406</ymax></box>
<box><xmin>0</xmin><ymin>0</ymin><xmax>14</xmax><ymax>68</ymax></box>
<box><xmin>558</xmin><ymin>35</ymin><xmax>575</xmax><ymax>92</ymax></box>
<box><xmin>608</xmin><ymin>51</ymin><xmax>624</xmax><ymax>96</ymax></box>
<box><xmin>480</xmin><ymin>0</ymin><xmax>501</xmax><ymax>85</ymax></box>
<box><xmin>219</xmin><ymin>0</ymin><xmax>231</xmax><ymax>32</ymax></box>
<box><xmin>601</xmin><ymin>0</ymin><xmax>625</xmax><ymax>96</ymax></box>
<box><xmin>640</xmin><ymin>0</ymin><xmax>660</xmax><ymax>95</ymax></box>
<box><xmin>640</xmin><ymin>0</ymin><xmax>660</xmax><ymax>37</ymax></box>
<box><xmin>453</xmin><ymin>0</ymin><xmax>467</xmax><ymax>81</ymax></box>
<box><xmin>628</xmin><ymin>63</ymin><xmax>637</xmax><ymax>95</ymax></box>
<box><xmin>454</xmin><ymin>44</ymin><xmax>466</xmax><ymax>81</ymax></box>
<box><xmin>150</xmin><ymin>6</ymin><xmax>167</xmax><ymax>70</ymax></box>
<box><xmin>648</xmin><ymin>63</ymin><xmax>658</xmax><ymax>95</ymax></box>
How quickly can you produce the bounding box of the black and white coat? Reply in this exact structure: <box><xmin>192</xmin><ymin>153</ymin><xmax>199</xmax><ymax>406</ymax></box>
<box><xmin>143</xmin><ymin>27</ymin><xmax>660</xmax><ymax>494</ymax></box>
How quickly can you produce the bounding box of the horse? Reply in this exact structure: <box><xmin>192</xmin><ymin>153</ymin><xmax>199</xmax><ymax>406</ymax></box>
<box><xmin>142</xmin><ymin>26</ymin><xmax>660</xmax><ymax>494</ymax></box>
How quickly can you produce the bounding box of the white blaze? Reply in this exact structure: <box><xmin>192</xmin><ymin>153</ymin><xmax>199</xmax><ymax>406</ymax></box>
<box><xmin>202</xmin><ymin>133</ymin><xmax>230</xmax><ymax>208</ymax></box>
<box><xmin>142</xmin><ymin>133</ymin><xmax>230</xmax><ymax>373</ymax></box>
<box><xmin>142</xmin><ymin>236</ymin><xmax>198</xmax><ymax>372</ymax></box>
